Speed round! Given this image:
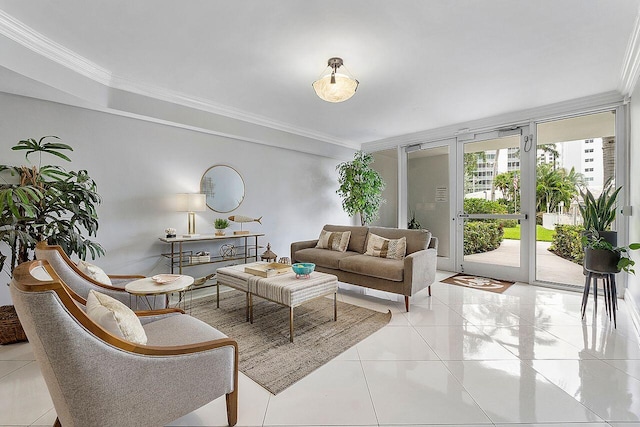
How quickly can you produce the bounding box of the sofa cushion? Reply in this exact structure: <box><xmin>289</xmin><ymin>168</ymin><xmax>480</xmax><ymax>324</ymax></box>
<box><xmin>364</xmin><ymin>233</ymin><xmax>407</xmax><ymax>260</ymax></box>
<box><xmin>295</xmin><ymin>248</ymin><xmax>359</xmax><ymax>269</ymax></box>
<box><xmin>339</xmin><ymin>254</ymin><xmax>404</xmax><ymax>282</ymax></box>
<box><xmin>368</xmin><ymin>227</ymin><xmax>431</xmax><ymax>255</ymax></box>
<box><xmin>323</xmin><ymin>224</ymin><xmax>369</xmax><ymax>253</ymax></box>
<box><xmin>315</xmin><ymin>229</ymin><xmax>351</xmax><ymax>252</ymax></box>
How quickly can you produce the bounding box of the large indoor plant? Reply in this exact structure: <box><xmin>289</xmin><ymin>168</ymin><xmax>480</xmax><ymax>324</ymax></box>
<box><xmin>578</xmin><ymin>178</ymin><xmax>622</xmax><ymax>245</ymax></box>
<box><xmin>336</xmin><ymin>151</ymin><xmax>385</xmax><ymax>226</ymax></box>
<box><xmin>0</xmin><ymin>136</ymin><xmax>104</xmax><ymax>276</ymax></box>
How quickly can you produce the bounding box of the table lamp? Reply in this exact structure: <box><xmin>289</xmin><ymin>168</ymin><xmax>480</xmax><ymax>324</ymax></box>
<box><xmin>176</xmin><ymin>193</ymin><xmax>207</xmax><ymax>236</ymax></box>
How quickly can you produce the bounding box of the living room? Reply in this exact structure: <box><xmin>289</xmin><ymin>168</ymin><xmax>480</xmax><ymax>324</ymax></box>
<box><xmin>2</xmin><ymin>2</ymin><xmax>640</xmax><ymax>426</ymax></box>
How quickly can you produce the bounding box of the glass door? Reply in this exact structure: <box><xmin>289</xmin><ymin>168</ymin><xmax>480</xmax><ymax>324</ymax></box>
<box><xmin>456</xmin><ymin>126</ymin><xmax>532</xmax><ymax>282</ymax></box>
<box><xmin>534</xmin><ymin>111</ymin><xmax>617</xmax><ymax>288</ymax></box>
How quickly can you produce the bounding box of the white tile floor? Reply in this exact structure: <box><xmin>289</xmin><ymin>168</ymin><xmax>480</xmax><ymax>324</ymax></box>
<box><xmin>2</xmin><ymin>272</ymin><xmax>640</xmax><ymax>427</ymax></box>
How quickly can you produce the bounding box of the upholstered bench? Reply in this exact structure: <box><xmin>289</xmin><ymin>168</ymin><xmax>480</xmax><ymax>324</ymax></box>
<box><xmin>217</xmin><ymin>262</ymin><xmax>338</xmax><ymax>342</ymax></box>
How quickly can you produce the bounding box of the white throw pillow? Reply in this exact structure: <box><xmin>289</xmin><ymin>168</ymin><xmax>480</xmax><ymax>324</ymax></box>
<box><xmin>77</xmin><ymin>260</ymin><xmax>112</xmax><ymax>285</ymax></box>
<box><xmin>364</xmin><ymin>233</ymin><xmax>407</xmax><ymax>260</ymax></box>
<box><xmin>86</xmin><ymin>290</ymin><xmax>147</xmax><ymax>345</ymax></box>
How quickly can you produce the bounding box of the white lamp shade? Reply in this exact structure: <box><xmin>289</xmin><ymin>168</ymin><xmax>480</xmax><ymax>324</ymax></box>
<box><xmin>313</xmin><ymin>73</ymin><xmax>359</xmax><ymax>103</ymax></box>
<box><xmin>176</xmin><ymin>193</ymin><xmax>207</xmax><ymax>212</ymax></box>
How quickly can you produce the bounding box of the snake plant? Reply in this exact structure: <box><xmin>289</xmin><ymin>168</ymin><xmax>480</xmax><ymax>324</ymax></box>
<box><xmin>578</xmin><ymin>178</ymin><xmax>622</xmax><ymax>232</ymax></box>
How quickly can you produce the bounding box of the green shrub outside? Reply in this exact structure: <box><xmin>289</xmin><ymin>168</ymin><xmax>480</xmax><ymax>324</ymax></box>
<box><xmin>464</xmin><ymin>221</ymin><xmax>504</xmax><ymax>255</ymax></box>
<box><xmin>463</xmin><ymin>197</ymin><xmax>506</xmax><ymax>254</ymax></box>
<box><xmin>549</xmin><ymin>224</ymin><xmax>584</xmax><ymax>264</ymax></box>
<box><xmin>463</xmin><ymin>198</ymin><xmax>508</xmax><ymax>215</ymax></box>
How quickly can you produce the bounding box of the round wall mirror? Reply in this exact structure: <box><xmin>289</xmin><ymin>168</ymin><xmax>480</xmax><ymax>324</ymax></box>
<box><xmin>200</xmin><ymin>165</ymin><xmax>245</xmax><ymax>213</ymax></box>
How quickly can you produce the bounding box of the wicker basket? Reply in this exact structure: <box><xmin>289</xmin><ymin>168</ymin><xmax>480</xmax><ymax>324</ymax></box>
<box><xmin>0</xmin><ymin>305</ymin><xmax>28</xmax><ymax>345</ymax></box>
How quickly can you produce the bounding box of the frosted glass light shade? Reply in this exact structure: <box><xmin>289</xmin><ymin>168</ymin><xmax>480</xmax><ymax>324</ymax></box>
<box><xmin>313</xmin><ymin>73</ymin><xmax>359</xmax><ymax>103</ymax></box>
<box><xmin>176</xmin><ymin>193</ymin><xmax>207</xmax><ymax>212</ymax></box>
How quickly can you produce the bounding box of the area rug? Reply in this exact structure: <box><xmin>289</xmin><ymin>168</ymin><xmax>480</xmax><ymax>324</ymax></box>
<box><xmin>190</xmin><ymin>291</ymin><xmax>391</xmax><ymax>394</ymax></box>
<box><xmin>441</xmin><ymin>273</ymin><xmax>514</xmax><ymax>294</ymax></box>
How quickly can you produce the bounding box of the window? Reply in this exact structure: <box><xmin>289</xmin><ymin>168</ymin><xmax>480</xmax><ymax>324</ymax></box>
<box><xmin>585</xmin><ymin>148</ymin><xmax>594</xmax><ymax>153</ymax></box>
<box><xmin>585</xmin><ymin>158</ymin><xmax>594</xmax><ymax>162</ymax></box>
<box><xmin>585</xmin><ymin>177</ymin><xmax>594</xmax><ymax>182</ymax></box>
<box><xmin>585</xmin><ymin>167</ymin><xmax>594</xmax><ymax>172</ymax></box>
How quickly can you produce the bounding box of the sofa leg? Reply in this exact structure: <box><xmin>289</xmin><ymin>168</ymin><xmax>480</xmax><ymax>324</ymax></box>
<box><xmin>428</xmin><ymin>285</ymin><xmax>431</xmax><ymax>297</ymax></box>
<box><xmin>404</xmin><ymin>295</ymin><xmax>409</xmax><ymax>312</ymax></box>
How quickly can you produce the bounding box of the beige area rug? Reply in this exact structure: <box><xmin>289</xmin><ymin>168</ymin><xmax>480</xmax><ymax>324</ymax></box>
<box><xmin>190</xmin><ymin>292</ymin><xmax>391</xmax><ymax>394</ymax></box>
<box><xmin>442</xmin><ymin>273</ymin><xmax>514</xmax><ymax>294</ymax></box>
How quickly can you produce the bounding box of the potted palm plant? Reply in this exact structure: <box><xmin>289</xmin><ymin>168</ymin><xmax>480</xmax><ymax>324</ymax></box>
<box><xmin>1</xmin><ymin>137</ymin><xmax>104</xmax><ymax>344</ymax></box>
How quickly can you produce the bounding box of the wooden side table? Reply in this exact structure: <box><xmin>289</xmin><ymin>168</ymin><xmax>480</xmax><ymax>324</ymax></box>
<box><xmin>125</xmin><ymin>275</ymin><xmax>194</xmax><ymax>312</ymax></box>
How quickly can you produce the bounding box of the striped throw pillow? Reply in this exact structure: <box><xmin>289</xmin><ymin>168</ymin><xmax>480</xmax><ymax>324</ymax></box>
<box><xmin>315</xmin><ymin>230</ymin><xmax>351</xmax><ymax>252</ymax></box>
<box><xmin>364</xmin><ymin>233</ymin><xmax>407</xmax><ymax>260</ymax></box>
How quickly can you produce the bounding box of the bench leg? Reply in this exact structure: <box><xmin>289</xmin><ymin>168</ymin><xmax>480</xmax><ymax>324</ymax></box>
<box><xmin>334</xmin><ymin>292</ymin><xmax>337</xmax><ymax>321</ymax></box>
<box><xmin>290</xmin><ymin>307</ymin><xmax>294</xmax><ymax>343</ymax></box>
<box><xmin>249</xmin><ymin>293</ymin><xmax>254</xmax><ymax>324</ymax></box>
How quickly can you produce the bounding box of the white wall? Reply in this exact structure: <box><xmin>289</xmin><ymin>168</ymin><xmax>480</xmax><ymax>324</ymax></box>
<box><xmin>371</xmin><ymin>151</ymin><xmax>397</xmax><ymax>228</ymax></box>
<box><xmin>0</xmin><ymin>92</ymin><xmax>354</xmax><ymax>305</ymax></box>
<box><xmin>628</xmin><ymin>87</ymin><xmax>640</xmax><ymax>324</ymax></box>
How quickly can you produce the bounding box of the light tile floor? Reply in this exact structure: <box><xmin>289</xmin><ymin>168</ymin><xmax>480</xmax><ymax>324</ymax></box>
<box><xmin>2</xmin><ymin>271</ymin><xmax>640</xmax><ymax>426</ymax></box>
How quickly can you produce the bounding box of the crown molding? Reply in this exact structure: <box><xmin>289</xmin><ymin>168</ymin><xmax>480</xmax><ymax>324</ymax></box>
<box><xmin>364</xmin><ymin>91</ymin><xmax>624</xmax><ymax>152</ymax></box>
<box><xmin>619</xmin><ymin>8</ymin><xmax>640</xmax><ymax>96</ymax></box>
<box><xmin>0</xmin><ymin>10</ymin><xmax>111</xmax><ymax>84</ymax></box>
<box><xmin>0</xmin><ymin>10</ymin><xmax>359</xmax><ymax>150</ymax></box>
<box><xmin>108</xmin><ymin>74</ymin><xmax>358</xmax><ymax>149</ymax></box>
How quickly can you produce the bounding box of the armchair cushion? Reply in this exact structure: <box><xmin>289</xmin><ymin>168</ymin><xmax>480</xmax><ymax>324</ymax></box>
<box><xmin>77</xmin><ymin>260</ymin><xmax>112</xmax><ymax>285</ymax></box>
<box><xmin>144</xmin><ymin>315</ymin><xmax>227</xmax><ymax>346</ymax></box>
<box><xmin>86</xmin><ymin>290</ymin><xmax>147</xmax><ymax>345</ymax></box>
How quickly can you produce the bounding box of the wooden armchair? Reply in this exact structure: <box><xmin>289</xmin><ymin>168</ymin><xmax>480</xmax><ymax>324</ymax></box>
<box><xmin>35</xmin><ymin>241</ymin><xmax>166</xmax><ymax>309</ymax></box>
<box><xmin>11</xmin><ymin>260</ymin><xmax>238</xmax><ymax>427</ymax></box>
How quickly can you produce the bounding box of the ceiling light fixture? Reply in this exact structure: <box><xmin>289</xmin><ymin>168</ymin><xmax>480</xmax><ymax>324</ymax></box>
<box><xmin>312</xmin><ymin>57</ymin><xmax>359</xmax><ymax>103</ymax></box>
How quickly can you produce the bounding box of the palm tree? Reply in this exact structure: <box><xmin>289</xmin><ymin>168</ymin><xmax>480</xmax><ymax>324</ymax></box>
<box><xmin>536</xmin><ymin>164</ymin><xmax>583</xmax><ymax>213</ymax></box>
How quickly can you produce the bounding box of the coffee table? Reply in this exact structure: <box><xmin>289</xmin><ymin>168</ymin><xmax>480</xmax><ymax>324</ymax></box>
<box><xmin>216</xmin><ymin>262</ymin><xmax>338</xmax><ymax>342</ymax></box>
<box><xmin>125</xmin><ymin>275</ymin><xmax>194</xmax><ymax>311</ymax></box>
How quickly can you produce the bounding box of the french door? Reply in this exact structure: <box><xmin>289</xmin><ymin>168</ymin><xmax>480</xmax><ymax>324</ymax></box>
<box><xmin>455</xmin><ymin>126</ymin><xmax>533</xmax><ymax>282</ymax></box>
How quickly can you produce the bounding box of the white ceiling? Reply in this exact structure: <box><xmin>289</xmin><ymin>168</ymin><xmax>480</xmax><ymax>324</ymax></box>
<box><xmin>1</xmin><ymin>1</ymin><xmax>639</xmax><ymax>148</ymax></box>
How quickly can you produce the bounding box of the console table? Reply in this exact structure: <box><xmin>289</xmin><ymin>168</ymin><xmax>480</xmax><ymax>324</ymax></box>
<box><xmin>159</xmin><ymin>233</ymin><xmax>264</xmax><ymax>274</ymax></box>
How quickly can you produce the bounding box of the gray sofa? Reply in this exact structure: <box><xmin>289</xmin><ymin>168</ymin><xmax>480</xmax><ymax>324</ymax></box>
<box><xmin>291</xmin><ymin>225</ymin><xmax>438</xmax><ymax>311</ymax></box>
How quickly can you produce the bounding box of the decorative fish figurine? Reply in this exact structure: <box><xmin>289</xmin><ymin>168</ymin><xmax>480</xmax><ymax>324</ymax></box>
<box><xmin>228</xmin><ymin>215</ymin><xmax>262</xmax><ymax>224</ymax></box>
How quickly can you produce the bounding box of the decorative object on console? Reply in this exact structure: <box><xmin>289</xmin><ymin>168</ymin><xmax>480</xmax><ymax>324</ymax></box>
<box><xmin>189</xmin><ymin>251</ymin><xmax>210</xmax><ymax>264</ymax></box>
<box><xmin>165</xmin><ymin>227</ymin><xmax>176</xmax><ymax>238</ymax></box>
<box><xmin>278</xmin><ymin>257</ymin><xmax>291</xmax><ymax>265</ymax></box>
<box><xmin>229</xmin><ymin>215</ymin><xmax>262</xmax><ymax>235</ymax></box>
<box><xmin>201</xmin><ymin>164</ymin><xmax>245</xmax><ymax>213</ymax></box>
<box><xmin>312</xmin><ymin>57</ymin><xmax>359</xmax><ymax>103</ymax></box>
<box><xmin>261</xmin><ymin>243</ymin><xmax>277</xmax><ymax>262</ymax></box>
<box><xmin>220</xmin><ymin>244</ymin><xmax>237</xmax><ymax>259</ymax></box>
<box><xmin>214</xmin><ymin>218</ymin><xmax>230</xmax><ymax>236</ymax></box>
<box><xmin>176</xmin><ymin>193</ymin><xmax>206</xmax><ymax>236</ymax></box>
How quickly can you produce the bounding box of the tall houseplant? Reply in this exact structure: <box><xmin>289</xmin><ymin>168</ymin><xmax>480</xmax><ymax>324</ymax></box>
<box><xmin>336</xmin><ymin>151</ymin><xmax>385</xmax><ymax>226</ymax></box>
<box><xmin>0</xmin><ymin>136</ymin><xmax>104</xmax><ymax>276</ymax></box>
<box><xmin>578</xmin><ymin>178</ymin><xmax>621</xmax><ymax>245</ymax></box>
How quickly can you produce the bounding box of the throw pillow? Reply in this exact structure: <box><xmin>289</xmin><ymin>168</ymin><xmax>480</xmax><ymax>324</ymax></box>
<box><xmin>77</xmin><ymin>260</ymin><xmax>112</xmax><ymax>285</ymax></box>
<box><xmin>364</xmin><ymin>233</ymin><xmax>407</xmax><ymax>260</ymax></box>
<box><xmin>315</xmin><ymin>229</ymin><xmax>351</xmax><ymax>252</ymax></box>
<box><xmin>86</xmin><ymin>290</ymin><xmax>147</xmax><ymax>345</ymax></box>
